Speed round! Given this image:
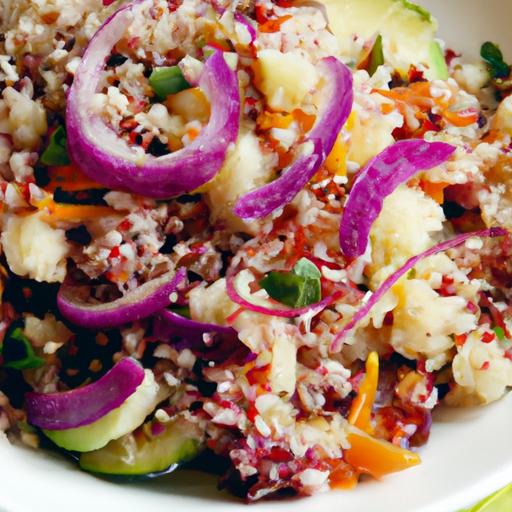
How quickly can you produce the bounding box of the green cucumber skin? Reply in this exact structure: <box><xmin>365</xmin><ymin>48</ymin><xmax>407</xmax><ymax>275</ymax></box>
<box><xmin>79</xmin><ymin>438</ymin><xmax>201</xmax><ymax>477</ymax></box>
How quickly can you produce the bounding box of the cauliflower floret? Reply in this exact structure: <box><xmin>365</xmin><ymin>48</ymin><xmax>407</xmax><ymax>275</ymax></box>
<box><xmin>446</xmin><ymin>329</ymin><xmax>512</xmax><ymax>405</ymax></box>
<box><xmin>1</xmin><ymin>86</ymin><xmax>47</xmax><ymax>150</ymax></box>
<box><xmin>368</xmin><ymin>186</ymin><xmax>445</xmax><ymax>287</ymax></box>
<box><xmin>1</xmin><ymin>212</ymin><xmax>69</xmax><ymax>283</ymax></box>
<box><xmin>24</xmin><ymin>313</ymin><xmax>72</xmax><ymax>348</ymax></box>
<box><xmin>254</xmin><ymin>49</ymin><xmax>318</xmax><ymax>113</ymax></box>
<box><xmin>189</xmin><ymin>278</ymin><xmax>237</xmax><ymax>325</ymax></box>
<box><xmin>452</xmin><ymin>62</ymin><xmax>490</xmax><ymax>96</ymax></box>
<box><xmin>390</xmin><ymin>279</ymin><xmax>477</xmax><ymax>360</ymax></box>
<box><xmin>205</xmin><ymin>129</ymin><xmax>275</xmax><ymax>234</ymax></box>
<box><xmin>347</xmin><ymin>70</ymin><xmax>403</xmax><ymax>166</ymax></box>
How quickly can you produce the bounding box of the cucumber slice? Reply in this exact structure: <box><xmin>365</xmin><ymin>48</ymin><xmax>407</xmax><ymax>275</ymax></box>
<box><xmin>79</xmin><ymin>416</ymin><xmax>203</xmax><ymax>477</ymax></box>
<box><xmin>44</xmin><ymin>370</ymin><xmax>161</xmax><ymax>452</ymax></box>
<box><xmin>319</xmin><ymin>0</ymin><xmax>448</xmax><ymax>80</ymax></box>
<box><xmin>466</xmin><ymin>484</ymin><xmax>512</xmax><ymax>512</ymax></box>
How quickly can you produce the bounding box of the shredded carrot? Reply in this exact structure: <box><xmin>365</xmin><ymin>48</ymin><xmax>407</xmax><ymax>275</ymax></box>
<box><xmin>443</xmin><ymin>109</ymin><xmax>479</xmax><ymax>128</ymax></box>
<box><xmin>258</xmin><ymin>15</ymin><xmax>292</xmax><ymax>33</ymax></box>
<box><xmin>348</xmin><ymin>352</ymin><xmax>379</xmax><ymax>434</ymax></box>
<box><xmin>39</xmin><ymin>199</ymin><xmax>119</xmax><ymax>223</ymax></box>
<box><xmin>45</xmin><ymin>165</ymin><xmax>104</xmax><ymax>192</ymax></box>
<box><xmin>292</xmin><ymin>109</ymin><xmax>316</xmax><ymax>133</ymax></box>
<box><xmin>420</xmin><ymin>180</ymin><xmax>449</xmax><ymax>205</ymax></box>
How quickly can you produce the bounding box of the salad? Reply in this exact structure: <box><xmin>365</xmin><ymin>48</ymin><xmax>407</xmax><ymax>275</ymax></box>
<box><xmin>1</xmin><ymin>0</ymin><xmax>512</xmax><ymax>502</ymax></box>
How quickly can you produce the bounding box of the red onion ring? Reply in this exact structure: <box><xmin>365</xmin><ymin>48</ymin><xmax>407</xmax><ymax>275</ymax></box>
<box><xmin>26</xmin><ymin>358</ymin><xmax>144</xmax><ymax>430</ymax></box>
<box><xmin>330</xmin><ymin>227</ymin><xmax>508</xmax><ymax>352</ymax></box>
<box><xmin>339</xmin><ymin>139</ymin><xmax>456</xmax><ymax>259</ymax></box>
<box><xmin>153</xmin><ymin>308</ymin><xmax>236</xmax><ymax>343</ymax></box>
<box><xmin>234</xmin><ymin>56</ymin><xmax>353</xmax><ymax>220</ymax></box>
<box><xmin>57</xmin><ymin>268</ymin><xmax>186</xmax><ymax>329</ymax></box>
<box><xmin>66</xmin><ymin>0</ymin><xmax>240</xmax><ymax>199</ymax></box>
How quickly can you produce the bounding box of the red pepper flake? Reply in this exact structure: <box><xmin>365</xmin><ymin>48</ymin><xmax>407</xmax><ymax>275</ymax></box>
<box><xmin>268</xmin><ymin>446</ymin><xmax>293</xmax><ymax>463</ymax></box>
<box><xmin>481</xmin><ymin>331</ymin><xmax>496</xmax><ymax>344</ymax></box>
<box><xmin>454</xmin><ymin>333</ymin><xmax>467</xmax><ymax>347</ymax></box>
<box><xmin>383</xmin><ymin>311</ymin><xmax>394</xmax><ymax>326</ymax></box>
<box><xmin>444</xmin><ymin>48</ymin><xmax>461</xmax><ymax>66</ymax></box>
<box><xmin>480</xmin><ymin>361</ymin><xmax>490</xmax><ymax>371</ymax></box>
<box><xmin>247</xmin><ymin>402</ymin><xmax>258</xmax><ymax>423</ymax></box>
<box><xmin>118</xmin><ymin>218</ymin><xmax>132</xmax><ymax>231</ymax></box>
<box><xmin>255</xmin><ymin>4</ymin><xmax>269</xmax><ymax>24</ymax></box>
<box><xmin>109</xmin><ymin>246</ymin><xmax>120</xmax><ymax>258</ymax></box>
<box><xmin>408</xmin><ymin>65</ymin><xmax>426</xmax><ymax>83</ymax></box>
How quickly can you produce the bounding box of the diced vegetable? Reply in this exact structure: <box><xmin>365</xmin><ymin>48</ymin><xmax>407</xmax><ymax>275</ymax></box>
<box><xmin>368</xmin><ymin>35</ymin><xmax>384</xmax><ymax>76</ymax></box>
<box><xmin>149</xmin><ymin>66</ymin><xmax>191</xmax><ymax>99</ymax></box>
<box><xmin>345</xmin><ymin>430</ymin><xmax>421</xmax><ymax>479</ymax></box>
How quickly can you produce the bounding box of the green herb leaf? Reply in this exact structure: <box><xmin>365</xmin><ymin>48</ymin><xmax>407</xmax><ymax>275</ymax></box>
<box><xmin>368</xmin><ymin>34</ymin><xmax>384</xmax><ymax>77</ymax></box>
<box><xmin>40</xmin><ymin>125</ymin><xmax>70</xmax><ymax>166</ymax></box>
<box><xmin>0</xmin><ymin>326</ymin><xmax>45</xmax><ymax>370</ymax></box>
<box><xmin>481</xmin><ymin>41</ymin><xmax>510</xmax><ymax>79</ymax></box>
<box><xmin>260</xmin><ymin>258</ymin><xmax>322</xmax><ymax>308</ymax></box>
<box><xmin>493</xmin><ymin>326</ymin><xmax>505</xmax><ymax>341</ymax></box>
<box><xmin>149</xmin><ymin>66</ymin><xmax>190</xmax><ymax>99</ymax></box>
<box><xmin>293</xmin><ymin>257</ymin><xmax>321</xmax><ymax>279</ymax></box>
<box><xmin>407</xmin><ymin>268</ymin><xmax>416</xmax><ymax>280</ymax></box>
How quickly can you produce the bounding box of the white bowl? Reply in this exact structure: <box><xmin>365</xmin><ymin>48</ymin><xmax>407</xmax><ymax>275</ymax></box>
<box><xmin>2</xmin><ymin>1</ymin><xmax>512</xmax><ymax>511</ymax></box>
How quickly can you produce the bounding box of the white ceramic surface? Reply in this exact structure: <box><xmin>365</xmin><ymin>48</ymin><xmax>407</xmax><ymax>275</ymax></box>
<box><xmin>1</xmin><ymin>1</ymin><xmax>512</xmax><ymax>512</ymax></box>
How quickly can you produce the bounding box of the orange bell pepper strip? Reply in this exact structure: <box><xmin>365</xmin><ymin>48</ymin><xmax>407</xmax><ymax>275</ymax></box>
<box><xmin>348</xmin><ymin>351</ymin><xmax>379</xmax><ymax>434</ymax></box>
<box><xmin>345</xmin><ymin>430</ymin><xmax>421</xmax><ymax>479</ymax></box>
<box><xmin>37</xmin><ymin>198</ymin><xmax>120</xmax><ymax>224</ymax></box>
<box><xmin>45</xmin><ymin>165</ymin><xmax>105</xmax><ymax>192</ymax></box>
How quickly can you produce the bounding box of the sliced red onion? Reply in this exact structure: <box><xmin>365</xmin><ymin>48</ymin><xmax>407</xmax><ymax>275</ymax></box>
<box><xmin>153</xmin><ymin>309</ymin><xmax>242</xmax><ymax>361</ymax></box>
<box><xmin>234</xmin><ymin>57</ymin><xmax>353</xmax><ymax>220</ymax></box>
<box><xmin>26</xmin><ymin>358</ymin><xmax>144</xmax><ymax>430</ymax></box>
<box><xmin>58</xmin><ymin>268</ymin><xmax>186</xmax><ymax>329</ymax></box>
<box><xmin>66</xmin><ymin>0</ymin><xmax>240</xmax><ymax>199</ymax></box>
<box><xmin>339</xmin><ymin>140</ymin><xmax>456</xmax><ymax>259</ymax></box>
<box><xmin>234</xmin><ymin>12</ymin><xmax>256</xmax><ymax>43</ymax></box>
<box><xmin>153</xmin><ymin>309</ymin><xmax>236</xmax><ymax>344</ymax></box>
<box><xmin>226</xmin><ymin>269</ymin><xmax>343</xmax><ymax>318</ymax></box>
<box><xmin>330</xmin><ymin>227</ymin><xmax>507</xmax><ymax>352</ymax></box>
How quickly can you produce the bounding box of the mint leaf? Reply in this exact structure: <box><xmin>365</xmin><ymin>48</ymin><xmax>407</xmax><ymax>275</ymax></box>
<box><xmin>40</xmin><ymin>126</ymin><xmax>70</xmax><ymax>166</ymax></box>
<box><xmin>293</xmin><ymin>257</ymin><xmax>321</xmax><ymax>279</ymax></box>
<box><xmin>260</xmin><ymin>262</ymin><xmax>321</xmax><ymax>309</ymax></box>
